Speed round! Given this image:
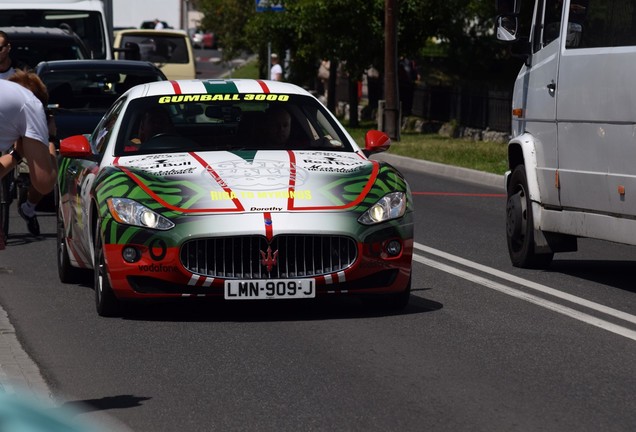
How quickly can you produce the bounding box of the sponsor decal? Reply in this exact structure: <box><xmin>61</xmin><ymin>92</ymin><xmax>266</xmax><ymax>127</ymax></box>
<box><xmin>148</xmin><ymin>238</ymin><xmax>167</xmax><ymax>261</ymax></box>
<box><xmin>208</xmin><ymin>159</ymin><xmax>308</xmax><ymax>190</ymax></box>
<box><xmin>302</xmin><ymin>155</ymin><xmax>365</xmax><ymax>170</ymax></box>
<box><xmin>158</xmin><ymin>94</ymin><xmax>290</xmax><ymax>104</ymax></box>
<box><xmin>137</xmin><ymin>263</ymin><xmax>179</xmax><ymax>272</ymax></box>
<box><xmin>128</xmin><ymin>155</ymin><xmax>196</xmax><ymax>176</ymax></box>
<box><xmin>251</xmin><ymin>207</ymin><xmax>282</xmax><ymax>212</ymax></box>
<box><xmin>210</xmin><ymin>190</ymin><xmax>312</xmax><ymax>201</ymax></box>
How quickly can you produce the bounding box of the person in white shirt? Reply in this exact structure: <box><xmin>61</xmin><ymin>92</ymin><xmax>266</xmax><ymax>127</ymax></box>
<box><xmin>0</xmin><ymin>79</ymin><xmax>56</xmax><ymax>215</ymax></box>
<box><xmin>270</xmin><ymin>53</ymin><xmax>283</xmax><ymax>81</ymax></box>
<box><xmin>4</xmin><ymin>70</ymin><xmax>60</xmax><ymax>236</ymax></box>
<box><xmin>154</xmin><ymin>19</ymin><xmax>165</xmax><ymax>30</ymax></box>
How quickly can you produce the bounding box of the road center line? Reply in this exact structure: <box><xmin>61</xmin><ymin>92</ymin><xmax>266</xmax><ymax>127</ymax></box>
<box><xmin>413</xmin><ymin>253</ymin><xmax>636</xmax><ymax>342</ymax></box>
<box><xmin>414</xmin><ymin>242</ymin><xmax>636</xmax><ymax>326</ymax></box>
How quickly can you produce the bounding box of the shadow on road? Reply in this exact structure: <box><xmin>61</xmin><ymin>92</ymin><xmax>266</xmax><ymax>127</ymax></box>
<box><xmin>59</xmin><ymin>395</ymin><xmax>152</xmax><ymax>414</ymax></box>
<box><xmin>547</xmin><ymin>259</ymin><xmax>636</xmax><ymax>294</ymax></box>
<box><xmin>113</xmin><ymin>292</ymin><xmax>443</xmax><ymax>323</ymax></box>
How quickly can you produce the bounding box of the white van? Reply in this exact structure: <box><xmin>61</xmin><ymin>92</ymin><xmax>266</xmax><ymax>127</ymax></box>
<box><xmin>496</xmin><ymin>0</ymin><xmax>636</xmax><ymax>268</ymax></box>
<box><xmin>113</xmin><ymin>29</ymin><xmax>197</xmax><ymax>80</ymax></box>
<box><xmin>0</xmin><ymin>0</ymin><xmax>112</xmax><ymax>59</ymax></box>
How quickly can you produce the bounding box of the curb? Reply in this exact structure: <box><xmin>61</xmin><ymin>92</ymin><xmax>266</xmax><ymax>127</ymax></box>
<box><xmin>0</xmin><ymin>305</ymin><xmax>51</xmax><ymax>402</ymax></box>
<box><xmin>373</xmin><ymin>153</ymin><xmax>505</xmax><ymax>190</ymax></box>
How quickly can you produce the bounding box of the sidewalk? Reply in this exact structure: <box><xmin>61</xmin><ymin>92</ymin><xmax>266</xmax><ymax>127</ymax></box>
<box><xmin>374</xmin><ymin>152</ymin><xmax>505</xmax><ymax>190</ymax></box>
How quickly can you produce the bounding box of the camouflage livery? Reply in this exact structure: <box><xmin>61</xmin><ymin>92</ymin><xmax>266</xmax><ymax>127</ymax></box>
<box><xmin>57</xmin><ymin>79</ymin><xmax>414</xmax><ymax>316</ymax></box>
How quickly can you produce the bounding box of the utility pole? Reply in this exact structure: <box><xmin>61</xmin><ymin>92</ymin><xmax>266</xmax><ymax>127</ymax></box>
<box><xmin>383</xmin><ymin>0</ymin><xmax>400</xmax><ymax>140</ymax></box>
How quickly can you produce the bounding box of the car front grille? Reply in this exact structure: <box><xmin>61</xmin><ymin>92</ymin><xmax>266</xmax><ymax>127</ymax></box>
<box><xmin>180</xmin><ymin>235</ymin><xmax>357</xmax><ymax>279</ymax></box>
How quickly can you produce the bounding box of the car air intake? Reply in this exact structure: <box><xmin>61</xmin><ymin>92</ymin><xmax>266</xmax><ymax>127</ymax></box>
<box><xmin>180</xmin><ymin>235</ymin><xmax>357</xmax><ymax>279</ymax></box>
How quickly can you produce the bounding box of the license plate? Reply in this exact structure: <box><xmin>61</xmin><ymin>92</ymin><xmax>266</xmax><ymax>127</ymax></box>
<box><xmin>224</xmin><ymin>279</ymin><xmax>315</xmax><ymax>300</ymax></box>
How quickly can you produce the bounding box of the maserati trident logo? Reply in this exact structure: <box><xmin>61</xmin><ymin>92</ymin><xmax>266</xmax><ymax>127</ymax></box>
<box><xmin>260</xmin><ymin>246</ymin><xmax>279</xmax><ymax>272</ymax></box>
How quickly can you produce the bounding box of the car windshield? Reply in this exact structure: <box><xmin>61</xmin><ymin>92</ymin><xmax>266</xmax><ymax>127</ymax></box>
<box><xmin>115</xmin><ymin>94</ymin><xmax>353</xmax><ymax>155</ymax></box>
<box><xmin>41</xmin><ymin>70</ymin><xmax>165</xmax><ymax>111</ymax></box>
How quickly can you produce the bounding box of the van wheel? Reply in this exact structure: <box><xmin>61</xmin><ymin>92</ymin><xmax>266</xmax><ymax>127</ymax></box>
<box><xmin>506</xmin><ymin>165</ymin><xmax>553</xmax><ymax>268</ymax></box>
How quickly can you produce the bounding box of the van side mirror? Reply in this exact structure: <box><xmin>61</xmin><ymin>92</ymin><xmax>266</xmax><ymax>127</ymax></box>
<box><xmin>494</xmin><ymin>1</ymin><xmax>530</xmax><ymax>66</ymax></box>
<box><xmin>496</xmin><ymin>15</ymin><xmax>519</xmax><ymax>42</ymax></box>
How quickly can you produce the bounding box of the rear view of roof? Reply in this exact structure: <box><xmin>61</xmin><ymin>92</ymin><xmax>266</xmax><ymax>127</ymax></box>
<box><xmin>2</xmin><ymin>26</ymin><xmax>90</xmax><ymax>67</ymax></box>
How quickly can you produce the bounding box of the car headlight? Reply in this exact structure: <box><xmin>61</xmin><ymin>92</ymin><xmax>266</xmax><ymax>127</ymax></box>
<box><xmin>107</xmin><ymin>197</ymin><xmax>174</xmax><ymax>230</ymax></box>
<box><xmin>358</xmin><ymin>192</ymin><xmax>407</xmax><ymax>225</ymax></box>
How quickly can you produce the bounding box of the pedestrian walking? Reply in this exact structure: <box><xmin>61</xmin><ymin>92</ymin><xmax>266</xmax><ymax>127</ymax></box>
<box><xmin>270</xmin><ymin>53</ymin><xmax>283</xmax><ymax>81</ymax></box>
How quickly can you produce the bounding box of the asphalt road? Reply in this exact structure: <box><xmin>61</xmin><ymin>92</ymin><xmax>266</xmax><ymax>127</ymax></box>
<box><xmin>1</xmin><ymin>156</ymin><xmax>635</xmax><ymax>432</ymax></box>
<box><xmin>194</xmin><ymin>48</ymin><xmax>253</xmax><ymax>80</ymax></box>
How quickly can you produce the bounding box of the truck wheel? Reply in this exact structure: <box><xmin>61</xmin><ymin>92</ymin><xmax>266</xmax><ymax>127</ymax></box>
<box><xmin>506</xmin><ymin>165</ymin><xmax>553</xmax><ymax>268</ymax></box>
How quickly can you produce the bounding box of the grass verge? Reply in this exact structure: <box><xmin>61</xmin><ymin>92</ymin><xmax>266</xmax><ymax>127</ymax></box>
<box><xmin>345</xmin><ymin>124</ymin><xmax>508</xmax><ymax>175</ymax></box>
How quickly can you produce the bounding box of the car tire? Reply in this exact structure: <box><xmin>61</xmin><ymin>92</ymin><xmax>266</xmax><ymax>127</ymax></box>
<box><xmin>506</xmin><ymin>165</ymin><xmax>553</xmax><ymax>268</ymax></box>
<box><xmin>57</xmin><ymin>203</ymin><xmax>77</xmax><ymax>283</ymax></box>
<box><xmin>94</xmin><ymin>224</ymin><xmax>121</xmax><ymax>317</ymax></box>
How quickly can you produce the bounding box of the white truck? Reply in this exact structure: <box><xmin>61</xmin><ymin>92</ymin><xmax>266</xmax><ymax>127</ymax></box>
<box><xmin>496</xmin><ymin>0</ymin><xmax>636</xmax><ymax>268</ymax></box>
<box><xmin>0</xmin><ymin>0</ymin><xmax>112</xmax><ymax>59</ymax></box>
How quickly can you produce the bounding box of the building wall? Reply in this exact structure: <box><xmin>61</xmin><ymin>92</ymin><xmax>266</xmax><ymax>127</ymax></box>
<box><xmin>112</xmin><ymin>0</ymin><xmax>182</xmax><ymax>29</ymax></box>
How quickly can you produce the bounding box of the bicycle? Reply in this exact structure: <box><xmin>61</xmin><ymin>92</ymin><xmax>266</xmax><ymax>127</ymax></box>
<box><xmin>0</xmin><ymin>173</ymin><xmax>9</xmax><ymax>249</ymax></box>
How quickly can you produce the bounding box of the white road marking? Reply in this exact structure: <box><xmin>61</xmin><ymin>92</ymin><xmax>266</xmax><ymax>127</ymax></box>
<box><xmin>414</xmin><ymin>242</ymin><xmax>636</xmax><ymax>341</ymax></box>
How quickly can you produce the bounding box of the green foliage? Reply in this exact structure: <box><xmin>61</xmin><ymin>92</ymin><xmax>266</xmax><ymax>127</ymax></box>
<box><xmin>198</xmin><ymin>0</ymin><xmax>256</xmax><ymax>61</ymax></box>
<box><xmin>196</xmin><ymin>0</ymin><xmax>514</xmax><ymax>90</ymax></box>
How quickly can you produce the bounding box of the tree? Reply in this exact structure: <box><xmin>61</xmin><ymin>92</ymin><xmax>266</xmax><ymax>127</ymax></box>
<box><xmin>195</xmin><ymin>0</ymin><xmax>514</xmax><ymax>122</ymax></box>
<box><xmin>197</xmin><ymin>0</ymin><xmax>255</xmax><ymax>62</ymax></box>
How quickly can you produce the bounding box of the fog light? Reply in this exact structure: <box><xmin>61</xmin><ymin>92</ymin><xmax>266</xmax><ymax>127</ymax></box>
<box><xmin>385</xmin><ymin>240</ymin><xmax>402</xmax><ymax>257</ymax></box>
<box><xmin>122</xmin><ymin>246</ymin><xmax>140</xmax><ymax>263</ymax></box>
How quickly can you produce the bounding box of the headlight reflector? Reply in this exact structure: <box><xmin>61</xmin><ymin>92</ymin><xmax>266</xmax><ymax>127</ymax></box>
<box><xmin>107</xmin><ymin>197</ymin><xmax>174</xmax><ymax>230</ymax></box>
<box><xmin>358</xmin><ymin>192</ymin><xmax>407</xmax><ymax>225</ymax></box>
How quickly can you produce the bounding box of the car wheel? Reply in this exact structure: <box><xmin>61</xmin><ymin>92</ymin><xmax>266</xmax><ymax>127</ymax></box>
<box><xmin>506</xmin><ymin>165</ymin><xmax>553</xmax><ymax>268</ymax></box>
<box><xmin>94</xmin><ymin>225</ymin><xmax>121</xmax><ymax>317</ymax></box>
<box><xmin>57</xmin><ymin>203</ymin><xmax>77</xmax><ymax>283</ymax></box>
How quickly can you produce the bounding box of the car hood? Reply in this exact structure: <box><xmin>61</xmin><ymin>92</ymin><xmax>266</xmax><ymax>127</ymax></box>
<box><xmin>111</xmin><ymin>150</ymin><xmax>397</xmax><ymax>213</ymax></box>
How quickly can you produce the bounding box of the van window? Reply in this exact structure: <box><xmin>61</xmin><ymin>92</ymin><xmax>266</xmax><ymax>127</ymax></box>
<box><xmin>566</xmin><ymin>0</ymin><xmax>636</xmax><ymax>49</ymax></box>
<box><xmin>541</xmin><ymin>0</ymin><xmax>565</xmax><ymax>48</ymax></box>
<box><xmin>118</xmin><ymin>35</ymin><xmax>189</xmax><ymax>64</ymax></box>
<box><xmin>0</xmin><ymin>10</ymin><xmax>108</xmax><ymax>59</ymax></box>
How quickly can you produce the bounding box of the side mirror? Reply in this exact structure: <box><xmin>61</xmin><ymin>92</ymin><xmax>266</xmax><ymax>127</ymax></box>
<box><xmin>124</xmin><ymin>42</ymin><xmax>141</xmax><ymax>61</ymax></box>
<box><xmin>496</xmin><ymin>15</ymin><xmax>519</xmax><ymax>42</ymax></box>
<box><xmin>363</xmin><ymin>130</ymin><xmax>391</xmax><ymax>156</ymax></box>
<box><xmin>113</xmin><ymin>42</ymin><xmax>141</xmax><ymax>61</ymax></box>
<box><xmin>59</xmin><ymin>135</ymin><xmax>94</xmax><ymax>160</ymax></box>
